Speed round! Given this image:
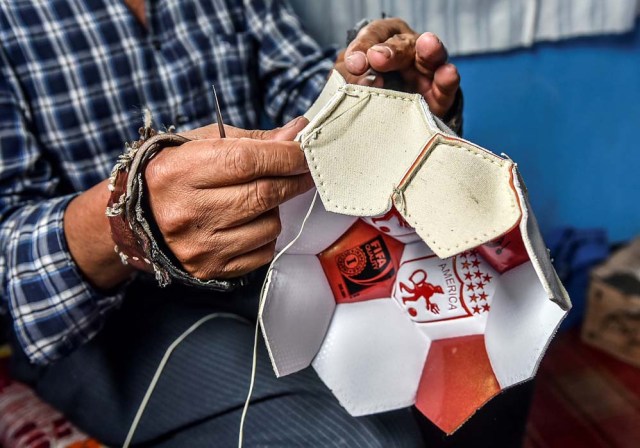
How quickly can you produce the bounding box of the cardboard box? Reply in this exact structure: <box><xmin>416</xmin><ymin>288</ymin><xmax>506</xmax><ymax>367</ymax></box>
<box><xmin>582</xmin><ymin>238</ymin><xmax>640</xmax><ymax>367</ymax></box>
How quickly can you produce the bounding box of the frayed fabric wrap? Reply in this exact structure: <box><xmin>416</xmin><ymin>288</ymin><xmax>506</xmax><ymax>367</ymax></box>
<box><xmin>106</xmin><ymin>125</ymin><xmax>247</xmax><ymax>291</ymax></box>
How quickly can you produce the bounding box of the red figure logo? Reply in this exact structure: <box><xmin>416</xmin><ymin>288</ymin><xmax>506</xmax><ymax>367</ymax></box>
<box><xmin>399</xmin><ymin>269</ymin><xmax>444</xmax><ymax>316</ymax></box>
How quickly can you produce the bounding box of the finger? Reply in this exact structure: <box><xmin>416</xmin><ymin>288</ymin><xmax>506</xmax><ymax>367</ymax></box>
<box><xmin>242</xmin><ymin>116</ymin><xmax>309</xmax><ymax>141</ymax></box>
<box><xmin>356</xmin><ymin>71</ymin><xmax>385</xmax><ymax>88</ymax></box>
<box><xmin>345</xmin><ymin>18</ymin><xmax>414</xmax><ymax>75</ymax></box>
<box><xmin>218</xmin><ymin>240</ymin><xmax>278</xmax><ymax>278</ymax></box>
<box><xmin>240</xmin><ymin>173</ymin><xmax>314</xmax><ymax>220</ymax></box>
<box><xmin>268</xmin><ymin>116</ymin><xmax>309</xmax><ymax>141</ymax></box>
<box><xmin>415</xmin><ymin>32</ymin><xmax>448</xmax><ymax>76</ymax></box>
<box><xmin>211</xmin><ymin>173</ymin><xmax>314</xmax><ymax>227</ymax></box>
<box><xmin>423</xmin><ymin>63</ymin><xmax>460</xmax><ymax>117</ymax></box>
<box><xmin>179</xmin><ymin>117</ymin><xmax>308</xmax><ymax>141</ymax></box>
<box><xmin>185</xmin><ymin>138</ymin><xmax>309</xmax><ymax>188</ymax></box>
<box><xmin>218</xmin><ymin>208</ymin><xmax>282</xmax><ymax>259</ymax></box>
<box><xmin>367</xmin><ymin>33</ymin><xmax>417</xmax><ymax>73</ymax></box>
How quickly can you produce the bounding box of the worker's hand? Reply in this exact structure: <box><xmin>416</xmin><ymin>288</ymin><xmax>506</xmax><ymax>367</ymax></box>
<box><xmin>334</xmin><ymin>18</ymin><xmax>460</xmax><ymax>119</ymax></box>
<box><xmin>145</xmin><ymin>117</ymin><xmax>312</xmax><ymax>280</ymax></box>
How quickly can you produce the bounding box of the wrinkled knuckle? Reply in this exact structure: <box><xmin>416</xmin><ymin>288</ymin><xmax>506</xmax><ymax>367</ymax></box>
<box><xmin>156</xmin><ymin>207</ymin><xmax>190</xmax><ymax>237</ymax></box>
<box><xmin>254</xmin><ymin>180</ymin><xmax>279</xmax><ymax>212</ymax></box>
<box><xmin>225</xmin><ymin>142</ymin><xmax>257</xmax><ymax>179</ymax></box>
<box><xmin>172</xmin><ymin>243</ymin><xmax>198</xmax><ymax>270</ymax></box>
<box><xmin>209</xmin><ymin>258</ymin><xmax>229</xmax><ymax>278</ymax></box>
<box><xmin>145</xmin><ymin>152</ymin><xmax>176</xmax><ymax>191</ymax></box>
<box><xmin>262</xmin><ymin>241</ymin><xmax>277</xmax><ymax>263</ymax></box>
<box><xmin>266</xmin><ymin>214</ymin><xmax>282</xmax><ymax>240</ymax></box>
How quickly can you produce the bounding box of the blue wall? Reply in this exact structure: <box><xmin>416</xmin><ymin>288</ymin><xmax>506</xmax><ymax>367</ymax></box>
<box><xmin>454</xmin><ymin>22</ymin><xmax>640</xmax><ymax>243</ymax></box>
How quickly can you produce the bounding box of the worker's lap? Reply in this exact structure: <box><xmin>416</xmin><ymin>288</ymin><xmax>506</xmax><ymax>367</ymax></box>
<box><xmin>10</xmin><ymin>276</ymin><xmax>422</xmax><ymax>446</ymax></box>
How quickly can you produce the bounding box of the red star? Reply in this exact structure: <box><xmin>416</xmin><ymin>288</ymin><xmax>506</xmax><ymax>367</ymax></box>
<box><xmin>460</xmin><ymin>253</ymin><xmax>468</xmax><ymax>260</ymax></box>
<box><xmin>476</xmin><ymin>281</ymin><xmax>486</xmax><ymax>289</ymax></box>
<box><xmin>482</xmin><ymin>304</ymin><xmax>491</xmax><ymax>313</ymax></box>
<box><xmin>470</xmin><ymin>249</ymin><xmax>479</xmax><ymax>256</ymax></box>
<box><xmin>464</xmin><ymin>272</ymin><xmax>473</xmax><ymax>281</ymax></box>
<box><xmin>470</xmin><ymin>294</ymin><xmax>479</xmax><ymax>302</ymax></box>
<box><xmin>483</xmin><ymin>273</ymin><xmax>493</xmax><ymax>282</ymax></box>
<box><xmin>467</xmin><ymin>283</ymin><xmax>476</xmax><ymax>291</ymax></box>
<box><xmin>471</xmin><ymin>259</ymin><xmax>481</xmax><ymax>268</ymax></box>
<box><xmin>474</xmin><ymin>270</ymin><xmax>483</xmax><ymax>279</ymax></box>
<box><xmin>462</xmin><ymin>261</ymin><xmax>471</xmax><ymax>269</ymax></box>
<box><xmin>473</xmin><ymin>305</ymin><xmax>481</xmax><ymax>314</ymax></box>
<box><xmin>479</xmin><ymin>291</ymin><xmax>488</xmax><ymax>301</ymax></box>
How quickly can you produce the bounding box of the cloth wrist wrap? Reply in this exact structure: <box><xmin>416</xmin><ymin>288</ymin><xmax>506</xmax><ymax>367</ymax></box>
<box><xmin>106</xmin><ymin>125</ymin><xmax>247</xmax><ymax>291</ymax></box>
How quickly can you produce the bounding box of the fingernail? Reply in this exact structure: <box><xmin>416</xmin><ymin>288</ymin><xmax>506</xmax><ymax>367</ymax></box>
<box><xmin>425</xmin><ymin>32</ymin><xmax>441</xmax><ymax>44</ymax></box>
<box><xmin>345</xmin><ymin>51</ymin><xmax>367</xmax><ymax>73</ymax></box>
<box><xmin>369</xmin><ymin>45</ymin><xmax>392</xmax><ymax>58</ymax></box>
<box><xmin>357</xmin><ymin>74</ymin><xmax>377</xmax><ymax>86</ymax></box>
<box><xmin>284</xmin><ymin>116</ymin><xmax>303</xmax><ymax>128</ymax></box>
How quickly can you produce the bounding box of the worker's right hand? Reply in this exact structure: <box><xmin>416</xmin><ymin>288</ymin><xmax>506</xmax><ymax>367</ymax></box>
<box><xmin>144</xmin><ymin>117</ymin><xmax>312</xmax><ymax>280</ymax></box>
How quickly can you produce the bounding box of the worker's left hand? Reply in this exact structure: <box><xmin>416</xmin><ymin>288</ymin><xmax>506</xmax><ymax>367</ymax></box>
<box><xmin>334</xmin><ymin>18</ymin><xmax>460</xmax><ymax>119</ymax></box>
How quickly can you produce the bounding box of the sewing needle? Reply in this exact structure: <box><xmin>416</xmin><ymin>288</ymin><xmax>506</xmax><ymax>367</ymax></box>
<box><xmin>211</xmin><ymin>84</ymin><xmax>226</xmax><ymax>138</ymax></box>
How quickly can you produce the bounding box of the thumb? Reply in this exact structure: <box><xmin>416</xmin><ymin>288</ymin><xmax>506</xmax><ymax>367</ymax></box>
<box><xmin>258</xmin><ymin>116</ymin><xmax>309</xmax><ymax>141</ymax></box>
<box><xmin>179</xmin><ymin>116</ymin><xmax>309</xmax><ymax>141</ymax></box>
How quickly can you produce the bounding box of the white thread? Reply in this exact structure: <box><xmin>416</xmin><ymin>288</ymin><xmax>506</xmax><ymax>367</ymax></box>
<box><xmin>123</xmin><ymin>192</ymin><xmax>319</xmax><ymax>448</ymax></box>
<box><xmin>237</xmin><ymin>191</ymin><xmax>319</xmax><ymax>448</ymax></box>
<box><xmin>122</xmin><ymin>312</ymin><xmax>249</xmax><ymax>448</ymax></box>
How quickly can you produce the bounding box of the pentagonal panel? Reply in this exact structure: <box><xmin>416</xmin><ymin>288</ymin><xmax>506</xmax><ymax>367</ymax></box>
<box><xmin>415</xmin><ymin>335</ymin><xmax>500</xmax><ymax>434</ymax></box>
<box><xmin>312</xmin><ymin>299</ymin><xmax>430</xmax><ymax>416</ymax></box>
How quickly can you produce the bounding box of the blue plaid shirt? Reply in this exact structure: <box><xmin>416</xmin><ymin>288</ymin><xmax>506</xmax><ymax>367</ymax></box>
<box><xmin>0</xmin><ymin>0</ymin><xmax>334</xmax><ymax>365</ymax></box>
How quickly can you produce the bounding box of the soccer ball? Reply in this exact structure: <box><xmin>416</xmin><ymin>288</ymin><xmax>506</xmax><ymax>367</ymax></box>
<box><xmin>261</xmin><ymin>189</ymin><xmax>565</xmax><ymax>434</ymax></box>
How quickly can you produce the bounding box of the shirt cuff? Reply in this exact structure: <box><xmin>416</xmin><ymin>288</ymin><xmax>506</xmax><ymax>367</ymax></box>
<box><xmin>3</xmin><ymin>195</ymin><xmax>124</xmax><ymax>365</ymax></box>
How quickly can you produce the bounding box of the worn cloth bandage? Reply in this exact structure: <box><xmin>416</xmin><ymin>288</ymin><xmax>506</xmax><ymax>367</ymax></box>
<box><xmin>106</xmin><ymin>122</ymin><xmax>247</xmax><ymax>291</ymax></box>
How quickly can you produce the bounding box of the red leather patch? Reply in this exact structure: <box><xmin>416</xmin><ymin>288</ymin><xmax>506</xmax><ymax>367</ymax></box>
<box><xmin>415</xmin><ymin>335</ymin><xmax>501</xmax><ymax>434</ymax></box>
<box><xmin>477</xmin><ymin>226</ymin><xmax>529</xmax><ymax>273</ymax></box>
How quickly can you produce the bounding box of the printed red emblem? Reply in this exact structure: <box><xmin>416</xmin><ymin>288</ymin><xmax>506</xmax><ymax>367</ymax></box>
<box><xmin>398</xmin><ymin>270</ymin><xmax>444</xmax><ymax>316</ymax></box>
<box><xmin>318</xmin><ymin>220</ymin><xmax>404</xmax><ymax>303</ymax></box>
<box><xmin>393</xmin><ymin>247</ymin><xmax>496</xmax><ymax>323</ymax></box>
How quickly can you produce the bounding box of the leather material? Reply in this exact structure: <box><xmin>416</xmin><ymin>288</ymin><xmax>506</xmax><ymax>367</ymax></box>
<box><xmin>298</xmin><ymin>71</ymin><xmax>521</xmax><ymax>259</ymax></box>
<box><xmin>259</xmin><ymin>72</ymin><xmax>571</xmax><ymax>429</ymax></box>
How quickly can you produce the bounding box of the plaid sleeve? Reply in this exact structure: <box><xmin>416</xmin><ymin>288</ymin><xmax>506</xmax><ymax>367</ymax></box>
<box><xmin>0</xmin><ymin>49</ymin><xmax>123</xmax><ymax>365</ymax></box>
<box><xmin>245</xmin><ymin>0</ymin><xmax>337</xmax><ymax>125</ymax></box>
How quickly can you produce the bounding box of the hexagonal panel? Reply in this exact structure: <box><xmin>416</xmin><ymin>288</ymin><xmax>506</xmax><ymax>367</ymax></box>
<box><xmin>299</xmin><ymin>83</ymin><xmax>439</xmax><ymax>217</ymax></box>
<box><xmin>260</xmin><ymin>254</ymin><xmax>336</xmax><ymax>377</ymax></box>
<box><xmin>277</xmin><ymin>189</ymin><xmax>357</xmax><ymax>255</ymax></box>
<box><xmin>392</xmin><ymin>241</ymin><xmax>498</xmax><ymax>341</ymax></box>
<box><xmin>401</xmin><ymin>138</ymin><xmax>521</xmax><ymax>259</ymax></box>
<box><xmin>312</xmin><ymin>299</ymin><xmax>430</xmax><ymax>416</ymax></box>
<box><xmin>484</xmin><ymin>261</ymin><xmax>567</xmax><ymax>388</ymax></box>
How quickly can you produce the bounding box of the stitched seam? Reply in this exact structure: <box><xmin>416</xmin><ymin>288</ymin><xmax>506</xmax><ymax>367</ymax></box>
<box><xmin>306</xmin><ymin>90</ymin><xmax>425</xmax><ymax>213</ymax></box>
